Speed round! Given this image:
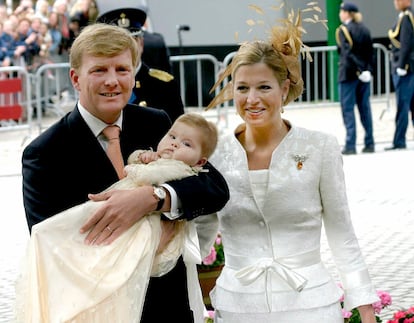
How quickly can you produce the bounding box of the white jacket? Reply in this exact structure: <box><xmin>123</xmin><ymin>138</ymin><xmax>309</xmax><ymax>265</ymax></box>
<box><xmin>209</xmin><ymin>121</ymin><xmax>378</xmax><ymax>313</ymax></box>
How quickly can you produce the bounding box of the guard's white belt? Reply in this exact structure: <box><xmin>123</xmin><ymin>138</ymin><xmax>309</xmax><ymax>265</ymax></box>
<box><xmin>226</xmin><ymin>249</ymin><xmax>321</xmax><ymax>292</ymax></box>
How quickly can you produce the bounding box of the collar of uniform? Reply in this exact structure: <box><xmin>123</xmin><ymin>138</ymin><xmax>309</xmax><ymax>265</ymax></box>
<box><xmin>399</xmin><ymin>9</ymin><xmax>411</xmax><ymax>18</ymax></box>
<box><xmin>135</xmin><ymin>61</ymin><xmax>143</xmax><ymax>75</ymax></box>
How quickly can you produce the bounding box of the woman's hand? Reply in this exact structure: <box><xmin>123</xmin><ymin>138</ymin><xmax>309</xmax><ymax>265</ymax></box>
<box><xmin>358</xmin><ymin>304</ymin><xmax>376</xmax><ymax>323</ymax></box>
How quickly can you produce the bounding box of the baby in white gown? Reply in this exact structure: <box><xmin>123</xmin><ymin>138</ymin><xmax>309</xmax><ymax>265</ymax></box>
<box><xmin>15</xmin><ymin>113</ymin><xmax>219</xmax><ymax>323</ymax></box>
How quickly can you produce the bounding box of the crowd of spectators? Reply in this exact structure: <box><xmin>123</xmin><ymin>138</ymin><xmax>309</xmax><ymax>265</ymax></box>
<box><xmin>0</xmin><ymin>0</ymin><xmax>97</xmax><ymax>77</ymax></box>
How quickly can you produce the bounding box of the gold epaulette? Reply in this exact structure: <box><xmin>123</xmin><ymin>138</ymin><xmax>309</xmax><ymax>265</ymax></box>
<box><xmin>148</xmin><ymin>68</ymin><xmax>174</xmax><ymax>82</ymax></box>
<box><xmin>388</xmin><ymin>10</ymin><xmax>414</xmax><ymax>49</ymax></box>
<box><xmin>335</xmin><ymin>25</ymin><xmax>353</xmax><ymax>48</ymax></box>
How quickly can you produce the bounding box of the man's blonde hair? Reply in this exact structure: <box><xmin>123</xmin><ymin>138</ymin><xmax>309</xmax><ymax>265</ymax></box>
<box><xmin>175</xmin><ymin>113</ymin><xmax>218</xmax><ymax>158</ymax></box>
<box><xmin>69</xmin><ymin>23</ymin><xmax>139</xmax><ymax>72</ymax></box>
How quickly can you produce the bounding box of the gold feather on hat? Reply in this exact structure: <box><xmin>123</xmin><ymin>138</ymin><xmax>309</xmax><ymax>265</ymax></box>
<box><xmin>206</xmin><ymin>1</ymin><xmax>327</xmax><ymax>110</ymax></box>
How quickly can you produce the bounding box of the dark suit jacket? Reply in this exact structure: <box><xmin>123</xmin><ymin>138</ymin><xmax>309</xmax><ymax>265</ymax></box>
<box><xmin>336</xmin><ymin>21</ymin><xmax>374</xmax><ymax>82</ymax></box>
<box><xmin>22</xmin><ymin>103</ymin><xmax>229</xmax><ymax>322</ymax></box>
<box><xmin>131</xmin><ymin>63</ymin><xmax>184</xmax><ymax>122</ymax></box>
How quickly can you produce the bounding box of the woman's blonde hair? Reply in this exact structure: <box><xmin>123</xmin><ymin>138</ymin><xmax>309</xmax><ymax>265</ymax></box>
<box><xmin>207</xmin><ymin>5</ymin><xmax>324</xmax><ymax>109</ymax></box>
<box><xmin>69</xmin><ymin>23</ymin><xmax>139</xmax><ymax>72</ymax></box>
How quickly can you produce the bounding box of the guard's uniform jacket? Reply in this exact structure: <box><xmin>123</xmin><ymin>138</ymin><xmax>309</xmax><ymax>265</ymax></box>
<box><xmin>388</xmin><ymin>8</ymin><xmax>414</xmax><ymax>73</ymax></box>
<box><xmin>130</xmin><ymin>63</ymin><xmax>184</xmax><ymax>123</ymax></box>
<box><xmin>335</xmin><ymin>20</ymin><xmax>374</xmax><ymax>82</ymax></box>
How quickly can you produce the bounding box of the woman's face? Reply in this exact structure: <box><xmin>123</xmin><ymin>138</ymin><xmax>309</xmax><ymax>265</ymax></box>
<box><xmin>233</xmin><ymin>62</ymin><xmax>289</xmax><ymax>128</ymax></box>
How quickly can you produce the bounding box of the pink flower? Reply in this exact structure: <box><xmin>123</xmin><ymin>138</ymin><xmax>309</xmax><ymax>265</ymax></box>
<box><xmin>394</xmin><ymin>311</ymin><xmax>406</xmax><ymax>319</ymax></box>
<box><xmin>378</xmin><ymin>290</ymin><xmax>392</xmax><ymax>307</ymax></box>
<box><xmin>373</xmin><ymin>290</ymin><xmax>392</xmax><ymax>314</ymax></box>
<box><xmin>202</xmin><ymin>246</ymin><xmax>217</xmax><ymax>265</ymax></box>
<box><xmin>336</xmin><ymin>283</ymin><xmax>345</xmax><ymax>302</ymax></box>
<box><xmin>387</xmin><ymin>307</ymin><xmax>414</xmax><ymax>323</ymax></box>
<box><xmin>342</xmin><ymin>308</ymin><xmax>352</xmax><ymax>319</ymax></box>
<box><xmin>373</xmin><ymin>301</ymin><xmax>383</xmax><ymax>314</ymax></box>
<box><xmin>207</xmin><ymin>310</ymin><xmax>215</xmax><ymax>318</ymax></box>
<box><xmin>339</xmin><ymin>293</ymin><xmax>345</xmax><ymax>303</ymax></box>
<box><xmin>215</xmin><ymin>236</ymin><xmax>222</xmax><ymax>245</ymax></box>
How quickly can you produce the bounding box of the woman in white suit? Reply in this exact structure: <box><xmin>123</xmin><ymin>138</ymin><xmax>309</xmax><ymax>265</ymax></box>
<box><xmin>206</xmin><ymin>7</ymin><xmax>378</xmax><ymax>323</ymax></box>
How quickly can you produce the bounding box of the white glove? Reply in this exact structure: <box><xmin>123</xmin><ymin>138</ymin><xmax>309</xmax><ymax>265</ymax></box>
<box><xmin>358</xmin><ymin>70</ymin><xmax>371</xmax><ymax>82</ymax></box>
<box><xmin>396</xmin><ymin>67</ymin><xmax>407</xmax><ymax>76</ymax></box>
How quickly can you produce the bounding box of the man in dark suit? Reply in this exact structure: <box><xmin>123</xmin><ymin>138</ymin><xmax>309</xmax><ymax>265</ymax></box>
<box><xmin>95</xmin><ymin>4</ymin><xmax>184</xmax><ymax>123</ymax></box>
<box><xmin>386</xmin><ymin>0</ymin><xmax>414</xmax><ymax>150</ymax></box>
<box><xmin>22</xmin><ymin>23</ymin><xmax>229</xmax><ymax>323</ymax></box>
<box><xmin>336</xmin><ymin>2</ymin><xmax>375</xmax><ymax>155</ymax></box>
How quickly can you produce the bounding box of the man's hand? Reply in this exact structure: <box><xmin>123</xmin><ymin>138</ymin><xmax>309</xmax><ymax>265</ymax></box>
<box><xmin>80</xmin><ymin>186</ymin><xmax>157</xmax><ymax>245</ymax></box>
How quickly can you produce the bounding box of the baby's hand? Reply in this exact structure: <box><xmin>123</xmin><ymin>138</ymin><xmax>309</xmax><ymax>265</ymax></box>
<box><xmin>139</xmin><ymin>151</ymin><xmax>159</xmax><ymax>164</ymax></box>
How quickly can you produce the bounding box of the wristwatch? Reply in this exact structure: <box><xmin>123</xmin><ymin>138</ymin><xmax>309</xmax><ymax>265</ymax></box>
<box><xmin>153</xmin><ymin>186</ymin><xmax>166</xmax><ymax>211</ymax></box>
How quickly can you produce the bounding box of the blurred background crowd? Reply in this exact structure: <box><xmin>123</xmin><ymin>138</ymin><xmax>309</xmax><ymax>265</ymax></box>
<box><xmin>0</xmin><ymin>0</ymin><xmax>98</xmax><ymax>76</ymax></box>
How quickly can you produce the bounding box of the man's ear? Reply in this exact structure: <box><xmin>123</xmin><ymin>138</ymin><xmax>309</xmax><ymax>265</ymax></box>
<box><xmin>70</xmin><ymin>68</ymin><xmax>80</xmax><ymax>91</ymax></box>
<box><xmin>195</xmin><ymin>157</ymin><xmax>208</xmax><ymax>167</ymax></box>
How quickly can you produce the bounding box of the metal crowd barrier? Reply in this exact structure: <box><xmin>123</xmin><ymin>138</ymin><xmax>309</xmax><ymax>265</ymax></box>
<box><xmin>34</xmin><ymin>62</ymin><xmax>74</xmax><ymax>132</ymax></box>
<box><xmin>0</xmin><ymin>66</ymin><xmax>32</xmax><ymax>141</ymax></box>
<box><xmin>170</xmin><ymin>54</ymin><xmax>229</xmax><ymax>127</ymax></box>
<box><xmin>221</xmin><ymin>43</ymin><xmax>391</xmax><ymax>112</ymax></box>
<box><xmin>0</xmin><ymin>43</ymin><xmax>392</xmax><ymax>135</ymax></box>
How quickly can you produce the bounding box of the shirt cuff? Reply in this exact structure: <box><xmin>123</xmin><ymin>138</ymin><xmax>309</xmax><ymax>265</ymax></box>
<box><xmin>160</xmin><ymin>183</ymin><xmax>182</xmax><ymax>220</ymax></box>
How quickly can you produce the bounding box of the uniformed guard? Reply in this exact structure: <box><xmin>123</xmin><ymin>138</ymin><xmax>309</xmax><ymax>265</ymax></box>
<box><xmin>386</xmin><ymin>0</ymin><xmax>414</xmax><ymax>150</ymax></box>
<box><xmin>95</xmin><ymin>2</ymin><xmax>184</xmax><ymax>122</ymax></box>
<box><xmin>335</xmin><ymin>2</ymin><xmax>375</xmax><ymax>155</ymax></box>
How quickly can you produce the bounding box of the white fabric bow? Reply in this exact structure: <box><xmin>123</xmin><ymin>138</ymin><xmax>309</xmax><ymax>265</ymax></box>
<box><xmin>235</xmin><ymin>258</ymin><xmax>308</xmax><ymax>292</ymax></box>
<box><xmin>182</xmin><ymin>222</ymin><xmax>202</xmax><ymax>264</ymax></box>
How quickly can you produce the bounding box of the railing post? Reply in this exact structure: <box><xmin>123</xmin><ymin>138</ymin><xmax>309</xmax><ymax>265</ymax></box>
<box><xmin>326</xmin><ymin>0</ymin><xmax>341</xmax><ymax>102</ymax></box>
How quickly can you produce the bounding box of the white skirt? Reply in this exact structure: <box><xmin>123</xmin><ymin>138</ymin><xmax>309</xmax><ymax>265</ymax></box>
<box><xmin>214</xmin><ymin>302</ymin><xmax>344</xmax><ymax>323</ymax></box>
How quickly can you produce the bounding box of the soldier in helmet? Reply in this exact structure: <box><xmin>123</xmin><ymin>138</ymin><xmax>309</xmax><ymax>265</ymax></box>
<box><xmin>96</xmin><ymin>5</ymin><xmax>184</xmax><ymax>122</ymax></box>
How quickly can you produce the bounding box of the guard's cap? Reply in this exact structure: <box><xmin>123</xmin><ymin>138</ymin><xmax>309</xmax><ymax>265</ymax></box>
<box><xmin>96</xmin><ymin>7</ymin><xmax>147</xmax><ymax>37</ymax></box>
<box><xmin>340</xmin><ymin>2</ymin><xmax>359</xmax><ymax>13</ymax></box>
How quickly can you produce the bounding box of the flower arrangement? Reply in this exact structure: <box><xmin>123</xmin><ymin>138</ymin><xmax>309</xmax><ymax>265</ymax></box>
<box><xmin>204</xmin><ymin>310</ymin><xmax>215</xmax><ymax>323</ymax></box>
<box><xmin>198</xmin><ymin>233</ymin><xmax>224</xmax><ymax>270</ymax></box>
<box><xmin>339</xmin><ymin>284</ymin><xmax>392</xmax><ymax>323</ymax></box>
<box><xmin>386</xmin><ymin>307</ymin><xmax>414</xmax><ymax>323</ymax></box>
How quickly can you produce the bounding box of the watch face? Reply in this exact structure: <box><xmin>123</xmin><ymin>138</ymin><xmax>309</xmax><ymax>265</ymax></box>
<box><xmin>154</xmin><ymin>187</ymin><xmax>166</xmax><ymax>199</ymax></box>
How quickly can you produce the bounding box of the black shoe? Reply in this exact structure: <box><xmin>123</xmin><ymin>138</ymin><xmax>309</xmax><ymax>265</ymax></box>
<box><xmin>384</xmin><ymin>145</ymin><xmax>406</xmax><ymax>151</ymax></box>
<box><xmin>341</xmin><ymin>148</ymin><xmax>356</xmax><ymax>155</ymax></box>
<box><xmin>362</xmin><ymin>146</ymin><xmax>375</xmax><ymax>153</ymax></box>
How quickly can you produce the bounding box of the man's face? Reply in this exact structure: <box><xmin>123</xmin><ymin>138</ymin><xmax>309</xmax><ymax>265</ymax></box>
<box><xmin>70</xmin><ymin>49</ymin><xmax>135</xmax><ymax>124</ymax></box>
<box><xmin>394</xmin><ymin>0</ymin><xmax>411</xmax><ymax>10</ymax></box>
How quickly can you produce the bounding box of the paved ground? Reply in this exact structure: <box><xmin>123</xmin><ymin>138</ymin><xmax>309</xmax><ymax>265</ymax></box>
<box><xmin>1</xmin><ymin>98</ymin><xmax>413</xmax><ymax>322</ymax></box>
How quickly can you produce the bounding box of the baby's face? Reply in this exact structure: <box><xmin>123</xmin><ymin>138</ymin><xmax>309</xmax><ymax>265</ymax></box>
<box><xmin>157</xmin><ymin>122</ymin><xmax>205</xmax><ymax>167</ymax></box>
